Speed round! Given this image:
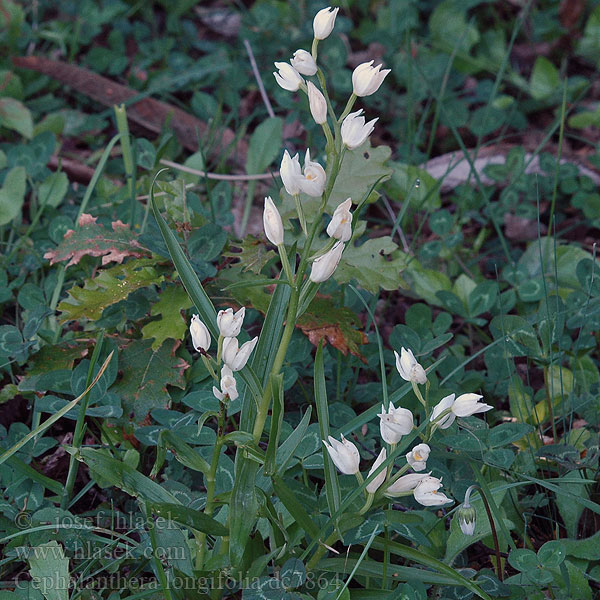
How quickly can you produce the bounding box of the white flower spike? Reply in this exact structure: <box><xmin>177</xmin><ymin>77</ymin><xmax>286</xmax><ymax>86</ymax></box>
<box><xmin>307</xmin><ymin>81</ymin><xmax>328</xmax><ymax>125</ymax></box>
<box><xmin>452</xmin><ymin>393</ymin><xmax>493</xmax><ymax>417</ymax></box>
<box><xmin>326</xmin><ymin>198</ymin><xmax>353</xmax><ymax>242</ymax></box>
<box><xmin>291</xmin><ymin>49</ymin><xmax>317</xmax><ymax>76</ymax></box>
<box><xmin>313</xmin><ymin>6</ymin><xmax>339</xmax><ymax>40</ymax></box>
<box><xmin>263</xmin><ymin>196</ymin><xmax>284</xmax><ymax>246</ymax></box>
<box><xmin>222</xmin><ymin>336</ymin><xmax>258</xmax><ymax>371</ymax></box>
<box><xmin>413</xmin><ymin>476</ymin><xmax>453</xmax><ymax>507</ymax></box>
<box><xmin>366</xmin><ymin>448</ymin><xmax>387</xmax><ymax>493</ymax></box>
<box><xmin>430</xmin><ymin>393</ymin><xmax>456</xmax><ymax>430</ymax></box>
<box><xmin>273</xmin><ymin>62</ymin><xmax>304</xmax><ymax>92</ymax></box>
<box><xmin>280</xmin><ymin>150</ymin><xmax>303</xmax><ymax>196</ymax></box>
<box><xmin>300</xmin><ymin>149</ymin><xmax>326</xmax><ymax>197</ymax></box>
<box><xmin>212</xmin><ymin>365</ymin><xmax>238</xmax><ymax>402</ymax></box>
<box><xmin>323</xmin><ymin>434</ymin><xmax>360</xmax><ymax>475</ymax></box>
<box><xmin>378</xmin><ymin>402</ymin><xmax>413</xmax><ymax>444</ymax></box>
<box><xmin>406</xmin><ymin>443</ymin><xmax>430</xmax><ymax>472</ymax></box>
<box><xmin>394</xmin><ymin>347</ymin><xmax>427</xmax><ymax>385</ymax></box>
<box><xmin>309</xmin><ymin>240</ymin><xmax>344</xmax><ymax>283</ymax></box>
<box><xmin>352</xmin><ymin>60</ymin><xmax>391</xmax><ymax>97</ymax></box>
<box><xmin>341</xmin><ymin>109</ymin><xmax>378</xmax><ymax>149</ymax></box>
<box><xmin>190</xmin><ymin>314</ymin><xmax>211</xmax><ymax>352</ymax></box>
<box><xmin>384</xmin><ymin>472</ymin><xmax>431</xmax><ymax>497</ymax></box>
<box><xmin>217</xmin><ymin>307</ymin><xmax>245</xmax><ymax>338</ymax></box>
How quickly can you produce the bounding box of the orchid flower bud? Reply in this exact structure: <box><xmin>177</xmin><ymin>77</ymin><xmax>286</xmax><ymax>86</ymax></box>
<box><xmin>366</xmin><ymin>448</ymin><xmax>387</xmax><ymax>493</ymax></box>
<box><xmin>341</xmin><ymin>109</ymin><xmax>378</xmax><ymax>149</ymax></box>
<box><xmin>309</xmin><ymin>240</ymin><xmax>344</xmax><ymax>283</ymax></box>
<box><xmin>430</xmin><ymin>394</ymin><xmax>456</xmax><ymax>430</ymax></box>
<box><xmin>323</xmin><ymin>434</ymin><xmax>360</xmax><ymax>475</ymax></box>
<box><xmin>300</xmin><ymin>149</ymin><xmax>326</xmax><ymax>197</ymax></box>
<box><xmin>394</xmin><ymin>347</ymin><xmax>427</xmax><ymax>385</ymax></box>
<box><xmin>273</xmin><ymin>62</ymin><xmax>304</xmax><ymax>91</ymax></box>
<box><xmin>313</xmin><ymin>6</ymin><xmax>339</xmax><ymax>40</ymax></box>
<box><xmin>378</xmin><ymin>402</ymin><xmax>413</xmax><ymax>444</ymax></box>
<box><xmin>457</xmin><ymin>504</ymin><xmax>477</xmax><ymax>536</ymax></box>
<box><xmin>217</xmin><ymin>307</ymin><xmax>245</xmax><ymax>338</ymax></box>
<box><xmin>291</xmin><ymin>49</ymin><xmax>317</xmax><ymax>76</ymax></box>
<box><xmin>190</xmin><ymin>314</ymin><xmax>211</xmax><ymax>352</ymax></box>
<box><xmin>280</xmin><ymin>150</ymin><xmax>303</xmax><ymax>196</ymax></box>
<box><xmin>384</xmin><ymin>472</ymin><xmax>431</xmax><ymax>497</ymax></box>
<box><xmin>212</xmin><ymin>365</ymin><xmax>238</xmax><ymax>402</ymax></box>
<box><xmin>452</xmin><ymin>393</ymin><xmax>493</xmax><ymax>417</ymax></box>
<box><xmin>222</xmin><ymin>336</ymin><xmax>258</xmax><ymax>371</ymax></box>
<box><xmin>307</xmin><ymin>81</ymin><xmax>328</xmax><ymax>125</ymax></box>
<box><xmin>326</xmin><ymin>198</ymin><xmax>353</xmax><ymax>242</ymax></box>
<box><xmin>352</xmin><ymin>60</ymin><xmax>391</xmax><ymax>97</ymax></box>
<box><xmin>263</xmin><ymin>196</ymin><xmax>284</xmax><ymax>246</ymax></box>
<box><xmin>406</xmin><ymin>443</ymin><xmax>430</xmax><ymax>472</ymax></box>
<box><xmin>413</xmin><ymin>476</ymin><xmax>453</xmax><ymax>507</ymax></box>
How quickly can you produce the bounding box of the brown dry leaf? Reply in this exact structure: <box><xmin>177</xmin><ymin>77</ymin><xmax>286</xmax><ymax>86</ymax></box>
<box><xmin>503</xmin><ymin>212</ymin><xmax>547</xmax><ymax>241</ymax></box>
<box><xmin>559</xmin><ymin>0</ymin><xmax>586</xmax><ymax>30</ymax></box>
<box><xmin>298</xmin><ymin>297</ymin><xmax>368</xmax><ymax>361</ymax></box>
<box><xmin>44</xmin><ymin>213</ymin><xmax>149</xmax><ymax>267</ymax></box>
<box><xmin>12</xmin><ymin>56</ymin><xmax>246</xmax><ymax>159</ymax></box>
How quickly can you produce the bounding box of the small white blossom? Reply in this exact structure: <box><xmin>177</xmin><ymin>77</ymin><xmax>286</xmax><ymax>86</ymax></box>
<box><xmin>222</xmin><ymin>336</ymin><xmax>258</xmax><ymax>371</ymax></box>
<box><xmin>309</xmin><ymin>241</ymin><xmax>344</xmax><ymax>283</ymax></box>
<box><xmin>212</xmin><ymin>365</ymin><xmax>238</xmax><ymax>401</ymax></box>
<box><xmin>307</xmin><ymin>81</ymin><xmax>327</xmax><ymax>125</ymax></box>
<box><xmin>273</xmin><ymin>62</ymin><xmax>304</xmax><ymax>91</ymax></box>
<box><xmin>326</xmin><ymin>198</ymin><xmax>353</xmax><ymax>242</ymax></box>
<box><xmin>190</xmin><ymin>314</ymin><xmax>210</xmax><ymax>352</ymax></box>
<box><xmin>217</xmin><ymin>307</ymin><xmax>245</xmax><ymax>338</ymax></box>
<box><xmin>430</xmin><ymin>394</ymin><xmax>456</xmax><ymax>429</ymax></box>
<box><xmin>394</xmin><ymin>347</ymin><xmax>427</xmax><ymax>385</ymax></box>
<box><xmin>300</xmin><ymin>149</ymin><xmax>326</xmax><ymax>197</ymax></box>
<box><xmin>323</xmin><ymin>434</ymin><xmax>360</xmax><ymax>475</ymax></box>
<box><xmin>406</xmin><ymin>443</ymin><xmax>430</xmax><ymax>472</ymax></box>
<box><xmin>341</xmin><ymin>109</ymin><xmax>378</xmax><ymax>149</ymax></box>
<box><xmin>378</xmin><ymin>402</ymin><xmax>413</xmax><ymax>444</ymax></box>
<box><xmin>263</xmin><ymin>196</ymin><xmax>284</xmax><ymax>246</ymax></box>
<box><xmin>352</xmin><ymin>60</ymin><xmax>391</xmax><ymax>97</ymax></box>
<box><xmin>313</xmin><ymin>6</ymin><xmax>339</xmax><ymax>40</ymax></box>
<box><xmin>366</xmin><ymin>448</ymin><xmax>387</xmax><ymax>493</ymax></box>
<box><xmin>291</xmin><ymin>49</ymin><xmax>317</xmax><ymax>76</ymax></box>
<box><xmin>280</xmin><ymin>150</ymin><xmax>303</xmax><ymax>196</ymax></box>
<box><xmin>413</xmin><ymin>476</ymin><xmax>453</xmax><ymax>507</ymax></box>
<box><xmin>452</xmin><ymin>393</ymin><xmax>493</xmax><ymax>417</ymax></box>
<box><xmin>384</xmin><ymin>472</ymin><xmax>431</xmax><ymax>497</ymax></box>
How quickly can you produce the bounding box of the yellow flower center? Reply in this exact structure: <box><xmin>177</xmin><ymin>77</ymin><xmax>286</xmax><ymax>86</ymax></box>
<box><xmin>414</xmin><ymin>452</ymin><xmax>422</xmax><ymax>461</ymax></box>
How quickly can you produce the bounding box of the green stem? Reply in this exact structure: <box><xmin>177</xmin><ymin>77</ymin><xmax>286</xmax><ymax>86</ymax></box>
<box><xmin>306</xmin><ymin>530</ymin><xmax>338</xmax><ymax>572</ymax></box>
<box><xmin>471</xmin><ymin>485</ymin><xmax>504</xmax><ymax>581</ymax></box>
<box><xmin>338</xmin><ymin>93</ymin><xmax>357</xmax><ymax>123</ymax></box>
<box><xmin>278</xmin><ymin>244</ymin><xmax>295</xmax><ymax>284</ymax></box>
<box><xmin>311</xmin><ymin>38</ymin><xmax>319</xmax><ymax>62</ymax></box>
<box><xmin>197</xmin><ymin>401</ymin><xmax>226</xmax><ymax>570</ymax></box>
<box><xmin>359</xmin><ymin>492</ymin><xmax>374</xmax><ymax>514</ymax></box>
<box><xmin>411</xmin><ymin>380</ymin><xmax>426</xmax><ymax>408</ymax></box>
<box><xmin>293</xmin><ymin>193</ymin><xmax>307</xmax><ymax>235</ymax></box>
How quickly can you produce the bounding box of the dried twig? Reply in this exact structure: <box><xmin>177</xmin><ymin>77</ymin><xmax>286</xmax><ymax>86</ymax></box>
<box><xmin>243</xmin><ymin>39</ymin><xmax>275</xmax><ymax>119</ymax></box>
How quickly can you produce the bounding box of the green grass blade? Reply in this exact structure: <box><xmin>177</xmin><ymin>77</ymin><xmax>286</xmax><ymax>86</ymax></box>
<box><xmin>264</xmin><ymin>374</ymin><xmax>284</xmax><ymax>475</ymax></box>
<box><xmin>272</xmin><ymin>475</ymin><xmax>320</xmax><ymax>539</ymax></box>
<box><xmin>0</xmin><ymin>351</ymin><xmax>114</xmax><ymax>467</ymax></box>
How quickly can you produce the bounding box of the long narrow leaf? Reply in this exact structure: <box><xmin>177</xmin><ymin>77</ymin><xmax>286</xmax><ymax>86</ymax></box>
<box><xmin>150</xmin><ymin>169</ymin><xmax>217</xmax><ymax>336</ymax></box>
<box><xmin>264</xmin><ymin>374</ymin><xmax>284</xmax><ymax>475</ymax></box>
<box><xmin>276</xmin><ymin>406</ymin><xmax>312</xmax><ymax>475</ymax></box>
<box><xmin>272</xmin><ymin>476</ymin><xmax>320</xmax><ymax>539</ymax></box>
<box><xmin>314</xmin><ymin>343</ymin><xmax>342</xmax><ymax>522</ymax></box>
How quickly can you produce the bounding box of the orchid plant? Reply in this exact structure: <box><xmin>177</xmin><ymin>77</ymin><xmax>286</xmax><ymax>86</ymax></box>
<box><xmin>152</xmin><ymin>4</ymin><xmax>496</xmax><ymax>595</ymax></box>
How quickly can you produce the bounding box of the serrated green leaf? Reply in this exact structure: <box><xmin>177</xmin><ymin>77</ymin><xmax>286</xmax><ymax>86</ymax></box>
<box><xmin>111</xmin><ymin>338</ymin><xmax>188</xmax><ymax>419</ymax></box>
<box><xmin>335</xmin><ymin>236</ymin><xmax>408</xmax><ymax>293</ymax></box>
<box><xmin>57</xmin><ymin>258</ymin><xmax>163</xmax><ymax>323</ymax></box>
<box><xmin>142</xmin><ymin>283</ymin><xmax>193</xmax><ymax>349</ymax></box>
